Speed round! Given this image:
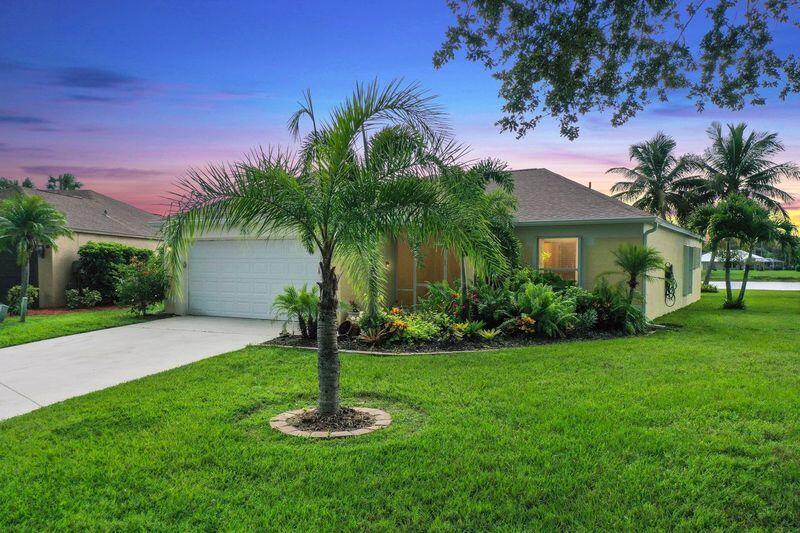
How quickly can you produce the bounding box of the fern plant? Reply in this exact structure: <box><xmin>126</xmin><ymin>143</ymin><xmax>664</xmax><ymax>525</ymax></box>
<box><xmin>513</xmin><ymin>282</ymin><xmax>577</xmax><ymax>338</ymax></box>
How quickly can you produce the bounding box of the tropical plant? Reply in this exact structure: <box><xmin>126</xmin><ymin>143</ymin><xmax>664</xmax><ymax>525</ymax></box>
<box><xmin>396</xmin><ymin>313</ymin><xmax>441</xmax><ymax>343</ymax></box>
<box><xmin>472</xmin><ymin>280</ymin><xmax>514</xmax><ymax>327</ymax></box>
<box><xmin>161</xmin><ymin>80</ymin><xmax>505</xmax><ymax>417</ymax></box>
<box><xmin>611</xmin><ymin>243</ymin><xmax>665</xmax><ymax>304</ymax></box>
<box><xmin>272</xmin><ymin>284</ymin><xmax>320</xmax><ymax>340</ymax></box>
<box><xmin>591</xmin><ymin>278</ymin><xmax>648</xmax><ymax>335</ymax></box>
<box><xmin>693</xmin><ymin>122</ymin><xmax>799</xmax><ymax>284</ymax></box>
<box><xmin>512</xmin><ymin>282</ymin><xmax>577</xmax><ymax>338</ymax></box>
<box><xmin>0</xmin><ymin>194</ymin><xmax>72</xmax><ymax>321</ymax></box>
<box><xmin>0</xmin><ymin>177</ymin><xmax>35</xmax><ymax>190</ymax></box>
<box><xmin>574</xmin><ymin>308</ymin><xmax>599</xmax><ymax>336</ymax></box>
<box><xmin>46</xmin><ymin>173</ymin><xmax>83</xmax><ymax>191</ymax></box>
<box><xmin>476</xmin><ymin>328</ymin><xmax>500</xmax><ymax>340</ymax></box>
<box><xmin>114</xmin><ymin>255</ymin><xmax>168</xmax><ymax>315</ymax></box>
<box><xmin>608</xmin><ymin>132</ymin><xmax>701</xmax><ymax>220</ymax></box>
<box><xmin>418</xmin><ymin>280</ymin><xmax>462</xmax><ymax>318</ymax></box>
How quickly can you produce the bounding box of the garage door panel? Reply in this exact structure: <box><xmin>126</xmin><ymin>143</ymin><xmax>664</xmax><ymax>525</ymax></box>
<box><xmin>187</xmin><ymin>239</ymin><xmax>320</xmax><ymax>319</ymax></box>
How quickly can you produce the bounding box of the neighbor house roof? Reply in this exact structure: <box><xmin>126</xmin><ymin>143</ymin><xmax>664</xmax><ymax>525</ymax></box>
<box><xmin>497</xmin><ymin>168</ymin><xmax>701</xmax><ymax>239</ymax></box>
<box><xmin>0</xmin><ymin>188</ymin><xmax>160</xmax><ymax>239</ymax></box>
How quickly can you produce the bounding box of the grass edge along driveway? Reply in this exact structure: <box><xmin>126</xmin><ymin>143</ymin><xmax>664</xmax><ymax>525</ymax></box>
<box><xmin>0</xmin><ymin>308</ymin><xmax>156</xmax><ymax>349</ymax></box>
<box><xmin>1</xmin><ymin>290</ymin><xmax>799</xmax><ymax>530</ymax></box>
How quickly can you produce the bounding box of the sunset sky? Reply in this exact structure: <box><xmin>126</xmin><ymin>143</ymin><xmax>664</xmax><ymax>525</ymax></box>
<box><xmin>1</xmin><ymin>1</ymin><xmax>799</xmax><ymax>224</ymax></box>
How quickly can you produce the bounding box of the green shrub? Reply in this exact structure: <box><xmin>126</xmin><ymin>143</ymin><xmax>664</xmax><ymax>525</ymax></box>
<box><xmin>506</xmin><ymin>267</ymin><xmax>575</xmax><ymax>293</ymax></box>
<box><xmin>114</xmin><ymin>256</ymin><xmax>167</xmax><ymax>315</ymax></box>
<box><xmin>272</xmin><ymin>284</ymin><xmax>319</xmax><ymax>339</ymax></box>
<box><xmin>700</xmin><ymin>283</ymin><xmax>719</xmax><ymax>293</ymax></box>
<box><xmin>418</xmin><ymin>281</ymin><xmax>461</xmax><ymax>318</ymax></box>
<box><xmin>65</xmin><ymin>288</ymin><xmax>102</xmax><ymax>309</ymax></box>
<box><xmin>512</xmin><ymin>282</ymin><xmax>577</xmax><ymax>338</ymax></box>
<box><xmin>396</xmin><ymin>313</ymin><xmax>441</xmax><ymax>342</ymax></box>
<box><xmin>5</xmin><ymin>285</ymin><xmax>39</xmax><ymax>315</ymax></box>
<box><xmin>591</xmin><ymin>278</ymin><xmax>648</xmax><ymax>334</ymax></box>
<box><xmin>78</xmin><ymin>242</ymin><xmax>153</xmax><ymax>303</ymax></box>
<box><xmin>451</xmin><ymin>320</ymin><xmax>486</xmax><ymax>341</ymax></box>
<box><xmin>471</xmin><ymin>280</ymin><xmax>514</xmax><ymax>326</ymax></box>
<box><xmin>574</xmin><ymin>309</ymin><xmax>599</xmax><ymax>335</ymax></box>
<box><xmin>562</xmin><ymin>285</ymin><xmax>595</xmax><ymax>313</ymax></box>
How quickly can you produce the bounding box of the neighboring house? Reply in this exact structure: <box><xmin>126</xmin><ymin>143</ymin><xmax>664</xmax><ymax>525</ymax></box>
<box><xmin>167</xmin><ymin>168</ymin><xmax>703</xmax><ymax>321</ymax></box>
<box><xmin>0</xmin><ymin>188</ymin><xmax>160</xmax><ymax>307</ymax></box>
<box><xmin>701</xmin><ymin>250</ymin><xmax>785</xmax><ymax>271</ymax></box>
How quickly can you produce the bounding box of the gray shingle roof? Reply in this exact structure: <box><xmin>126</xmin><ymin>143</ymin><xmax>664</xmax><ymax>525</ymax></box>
<box><xmin>0</xmin><ymin>188</ymin><xmax>160</xmax><ymax>238</ymax></box>
<box><xmin>502</xmin><ymin>168</ymin><xmax>653</xmax><ymax>223</ymax></box>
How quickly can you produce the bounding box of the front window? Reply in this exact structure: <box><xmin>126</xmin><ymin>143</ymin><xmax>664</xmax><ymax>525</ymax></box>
<box><xmin>538</xmin><ymin>237</ymin><xmax>579</xmax><ymax>281</ymax></box>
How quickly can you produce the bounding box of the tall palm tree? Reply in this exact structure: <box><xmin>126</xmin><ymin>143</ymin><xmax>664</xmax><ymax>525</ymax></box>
<box><xmin>162</xmin><ymin>80</ymin><xmax>505</xmax><ymax>417</ymax></box>
<box><xmin>608</xmin><ymin>132</ymin><xmax>700</xmax><ymax>220</ymax></box>
<box><xmin>0</xmin><ymin>194</ymin><xmax>73</xmax><ymax>321</ymax></box>
<box><xmin>695</xmin><ymin>122</ymin><xmax>799</xmax><ymax>284</ymax></box>
<box><xmin>611</xmin><ymin>243</ymin><xmax>665</xmax><ymax>304</ymax></box>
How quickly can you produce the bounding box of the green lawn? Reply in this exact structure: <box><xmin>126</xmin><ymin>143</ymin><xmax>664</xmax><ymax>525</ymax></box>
<box><xmin>0</xmin><ymin>309</ymin><xmax>150</xmax><ymax>348</ymax></box>
<box><xmin>1</xmin><ymin>291</ymin><xmax>799</xmax><ymax>529</ymax></box>
<box><xmin>706</xmin><ymin>268</ymin><xmax>800</xmax><ymax>281</ymax></box>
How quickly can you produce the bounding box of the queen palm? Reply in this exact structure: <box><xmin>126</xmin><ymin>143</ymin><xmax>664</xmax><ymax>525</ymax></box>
<box><xmin>162</xmin><ymin>80</ymin><xmax>505</xmax><ymax>417</ymax></box>
<box><xmin>695</xmin><ymin>122</ymin><xmax>799</xmax><ymax>284</ymax></box>
<box><xmin>608</xmin><ymin>132</ymin><xmax>700</xmax><ymax>220</ymax></box>
<box><xmin>0</xmin><ymin>194</ymin><xmax>73</xmax><ymax>321</ymax></box>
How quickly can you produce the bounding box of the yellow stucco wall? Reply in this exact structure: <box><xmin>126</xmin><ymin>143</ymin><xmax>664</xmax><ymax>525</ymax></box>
<box><xmin>644</xmin><ymin>225</ymin><xmax>702</xmax><ymax>320</ymax></box>
<box><xmin>38</xmin><ymin>233</ymin><xmax>159</xmax><ymax>308</ymax></box>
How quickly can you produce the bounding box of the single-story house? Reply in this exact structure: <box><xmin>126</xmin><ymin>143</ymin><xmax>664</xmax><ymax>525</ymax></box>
<box><xmin>0</xmin><ymin>188</ymin><xmax>161</xmax><ymax>307</ymax></box>
<box><xmin>166</xmin><ymin>169</ymin><xmax>703</xmax><ymax>321</ymax></box>
<box><xmin>701</xmin><ymin>250</ymin><xmax>785</xmax><ymax>271</ymax></box>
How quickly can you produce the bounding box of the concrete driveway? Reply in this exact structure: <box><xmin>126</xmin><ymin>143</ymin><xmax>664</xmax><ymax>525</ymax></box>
<box><xmin>0</xmin><ymin>316</ymin><xmax>283</xmax><ymax>421</ymax></box>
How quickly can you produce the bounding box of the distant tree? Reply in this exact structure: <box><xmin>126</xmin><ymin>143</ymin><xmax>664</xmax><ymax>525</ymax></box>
<box><xmin>0</xmin><ymin>194</ymin><xmax>73</xmax><ymax>321</ymax></box>
<box><xmin>608</xmin><ymin>132</ymin><xmax>701</xmax><ymax>220</ymax></box>
<box><xmin>0</xmin><ymin>177</ymin><xmax>19</xmax><ymax>190</ymax></box>
<box><xmin>435</xmin><ymin>1</ymin><xmax>800</xmax><ymax>139</ymax></box>
<box><xmin>21</xmin><ymin>178</ymin><xmax>34</xmax><ymax>188</ymax></box>
<box><xmin>46</xmin><ymin>173</ymin><xmax>83</xmax><ymax>191</ymax></box>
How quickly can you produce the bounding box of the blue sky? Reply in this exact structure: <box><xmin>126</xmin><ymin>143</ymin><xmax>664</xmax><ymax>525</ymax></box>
<box><xmin>1</xmin><ymin>1</ymin><xmax>799</xmax><ymax>217</ymax></box>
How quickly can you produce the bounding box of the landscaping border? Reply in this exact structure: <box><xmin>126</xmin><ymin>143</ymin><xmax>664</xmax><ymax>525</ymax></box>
<box><xmin>270</xmin><ymin>407</ymin><xmax>392</xmax><ymax>438</ymax></box>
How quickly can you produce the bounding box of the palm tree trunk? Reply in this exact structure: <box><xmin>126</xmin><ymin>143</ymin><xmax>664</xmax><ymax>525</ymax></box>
<box><xmin>627</xmin><ymin>276</ymin><xmax>637</xmax><ymax>305</ymax></box>
<box><xmin>19</xmin><ymin>260</ymin><xmax>30</xmax><ymax>322</ymax></box>
<box><xmin>724</xmin><ymin>239</ymin><xmax>733</xmax><ymax>302</ymax></box>
<box><xmin>737</xmin><ymin>246</ymin><xmax>754</xmax><ymax>304</ymax></box>
<box><xmin>317</xmin><ymin>253</ymin><xmax>340</xmax><ymax>416</ymax></box>
<box><xmin>459</xmin><ymin>255</ymin><xmax>468</xmax><ymax>321</ymax></box>
<box><xmin>703</xmin><ymin>245</ymin><xmax>717</xmax><ymax>285</ymax></box>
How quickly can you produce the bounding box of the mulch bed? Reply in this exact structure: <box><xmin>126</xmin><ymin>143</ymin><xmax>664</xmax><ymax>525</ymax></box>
<box><xmin>287</xmin><ymin>407</ymin><xmax>376</xmax><ymax>431</ymax></box>
<box><xmin>265</xmin><ymin>329</ymin><xmax>630</xmax><ymax>354</ymax></box>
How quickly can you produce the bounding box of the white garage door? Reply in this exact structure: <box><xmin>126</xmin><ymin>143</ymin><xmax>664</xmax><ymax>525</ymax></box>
<box><xmin>187</xmin><ymin>239</ymin><xmax>320</xmax><ymax>319</ymax></box>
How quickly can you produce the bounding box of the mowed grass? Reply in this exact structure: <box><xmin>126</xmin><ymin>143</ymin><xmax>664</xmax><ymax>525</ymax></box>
<box><xmin>0</xmin><ymin>309</ymin><xmax>150</xmax><ymax>348</ymax></box>
<box><xmin>1</xmin><ymin>291</ymin><xmax>799</xmax><ymax>529</ymax></box>
<box><xmin>707</xmin><ymin>268</ymin><xmax>800</xmax><ymax>281</ymax></box>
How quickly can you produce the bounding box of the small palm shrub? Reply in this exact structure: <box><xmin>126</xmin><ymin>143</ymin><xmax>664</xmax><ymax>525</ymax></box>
<box><xmin>114</xmin><ymin>256</ymin><xmax>168</xmax><ymax>316</ymax></box>
<box><xmin>272</xmin><ymin>284</ymin><xmax>320</xmax><ymax>339</ymax></box>
<box><xmin>508</xmin><ymin>282</ymin><xmax>577</xmax><ymax>338</ymax></box>
<box><xmin>5</xmin><ymin>285</ymin><xmax>38</xmax><ymax>315</ymax></box>
<box><xmin>65</xmin><ymin>288</ymin><xmax>102</xmax><ymax>309</ymax></box>
<box><xmin>612</xmin><ymin>243</ymin><xmax>665</xmax><ymax>303</ymax></box>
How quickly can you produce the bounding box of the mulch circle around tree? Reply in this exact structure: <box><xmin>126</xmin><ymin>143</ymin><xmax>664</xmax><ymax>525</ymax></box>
<box><xmin>270</xmin><ymin>407</ymin><xmax>392</xmax><ymax>438</ymax></box>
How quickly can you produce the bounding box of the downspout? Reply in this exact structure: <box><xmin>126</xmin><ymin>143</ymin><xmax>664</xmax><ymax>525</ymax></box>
<box><xmin>642</xmin><ymin>220</ymin><xmax>660</xmax><ymax>319</ymax></box>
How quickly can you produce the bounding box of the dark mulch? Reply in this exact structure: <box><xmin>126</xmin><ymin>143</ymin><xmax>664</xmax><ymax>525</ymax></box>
<box><xmin>265</xmin><ymin>329</ymin><xmax>630</xmax><ymax>354</ymax></box>
<box><xmin>27</xmin><ymin>305</ymin><xmax>123</xmax><ymax>316</ymax></box>
<box><xmin>287</xmin><ymin>407</ymin><xmax>375</xmax><ymax>431</ymax></box>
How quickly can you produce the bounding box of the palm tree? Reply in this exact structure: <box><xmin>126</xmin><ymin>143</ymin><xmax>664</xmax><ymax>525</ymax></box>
<box><xmin>0</xmin><ymin>194</ymin><xmax>73</xmax><ymax>321</ymax></box>
<box><xmin>162</xmin><ymin>80</ymin><xmax>505</xmax><ymax>417</ymax></box>
<box><xmin>608</xmin><ymin>132</ymin><xmax>701</xmax><ymax>220</ymax></box>
<box><xmin>611</xmin><ymin>243</ymin><xmax>665</xmax><ymax>304</ymax></box>
<box><xmin>437</xmin><ymin>159</ymin><xmax>515</xmax><ymax>319</ymax></box>
<box><xmin>272</xmin><ymin>284</ymin><xmax>319</xmax><ymax>339</ymax></box>
<box><xmin>695</xmin><ymin>122</ymin><xmax>799</xmax><ymax>284</ymax></box>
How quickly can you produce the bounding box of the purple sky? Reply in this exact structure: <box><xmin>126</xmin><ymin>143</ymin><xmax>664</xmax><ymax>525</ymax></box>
<box><xmin>1</xmin><ymin>1</ymin><xmax>799</xmax><ymax>217</ymax></box>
